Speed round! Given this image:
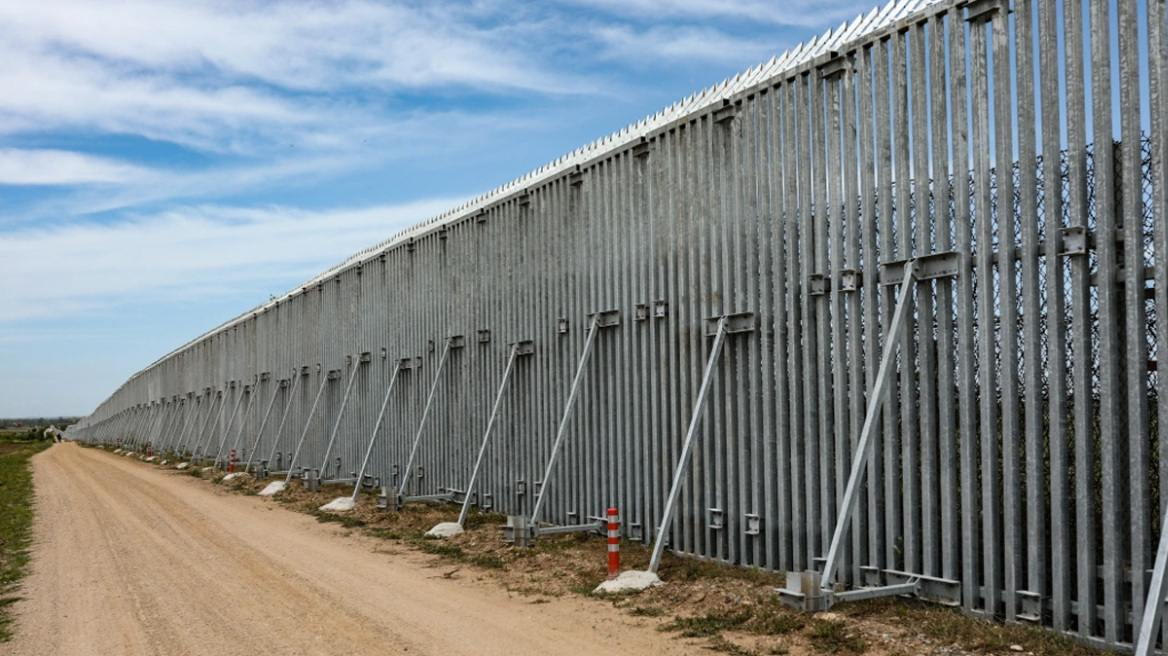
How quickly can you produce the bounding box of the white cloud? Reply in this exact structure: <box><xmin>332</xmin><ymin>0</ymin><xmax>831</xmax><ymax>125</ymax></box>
<box><xmin>0</xmin><ymin>0</ymin><xmax>583</xmax><ymax>156</ymax></box>
<box><xmin>591</xmin><ymin>25</ymin><xmax>783</xmax><ymax>65</ymax></box>
<box><xmin>0</xmin><ymin>198</ymin><xmax>466</xmax><ymax>323</ymax></box>
<box><xmin>554</xmin><ymin>0</ymin><xmax>870</xmax><ymax>27</ymax></box>
<box><xmin>0</xmin><ymin>149</ymin><xmax>154</xmax><ymax>185</ymax></box>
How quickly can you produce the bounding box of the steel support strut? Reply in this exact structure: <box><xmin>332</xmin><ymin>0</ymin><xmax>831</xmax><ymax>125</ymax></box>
<box><xmin>319</xmin><ymin>360</ymin><xmax>363</xmax><ymax>476</ymax></box>
<box><xmin>283</xmin><ymin>373</ymin><xmax>330</xmax><ymax>485</ymax></box>
<box><xmin>265</xmin><ymin>372</ymin><xmax>303</xmax><ymax>467</ymax></box>
<box><xmin>192</xmin><ymin>392</ymin><xmax>224</xmax><ymax>462</ymax></box>
<box><xmin>350</xmin><ymin>360</ymin><xmax>403</xmax><ymax>501</ymax></box>
<box><xmin>396</xmin><ymin>337</ymin><xmax>458</xmax><ymax>500</ymax></box>
<box><xmin>648</xmin><ymin>315</ymin><xmax>732</xmax><ymax>574</ymax></box>
<box><xmin>225</xmin><ymin>385</ymin><xmax>259</xmax><ymax>466</ymax></box>
<box><xmin>456</xmin><ymin>342</ymin><xmax>527</xmax><ymax>528</ymax></box>
<box><xmin>529</xmin><ymin>315</ymin><xmax>602</xmax><ymax>525</ymax></box>
<box><xmin>1135</xmin><ymin>500</ymin><xmax>1168</xmax><ymax>655</ymax></box>
<box><xmin>821</xmin><ymin>260</ymin><xmax>920</xmax><ymax>587</ymax></box>
<box><xmin>211</xmin><ymin>386</ymin><xmax>246</xmax><ymax>465</ymax></box>
<box><xmin>244</xmin><ymin>381</ymin><xmax>284</xmax><ymax>474</ymax></box>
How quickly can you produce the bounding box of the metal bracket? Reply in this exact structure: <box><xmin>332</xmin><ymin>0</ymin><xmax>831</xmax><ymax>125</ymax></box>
<box><xmin>477</xmin><ymin>329</ymin><xmax>491</xmax><ymax>344</ymax></box>
<box><xmin>569</xmin><ymin>168</ymin><xmax>584</xmax><ymax>187</ymax></box>
<box><xmin>653</xmin><ymin>300</ymin><xmax>668</xmax><ymax>318</ymax></box>
<box><xmin>502</xmin><ymin>515</ymin><xmax>535</xmax><ymax>546</ymax></box>
<box><xmin>326</xmin><ymin>369</ymin><xmax>342</xmax><ymax>380</ymax></box>
<box><xmin>745</xmin><ymin>513</ymin><xmax>761</xmax><ymax>536</ymax></box>
<box><xmin>881</xmin><ymin>251</ymin><xmax>960</xmax><ymax>285</ymax></box>
<box><xmin>359</xmin><ymin>351</ymin><xmax>372</xmax><ymax>363</ymax></box>
<box><xmin>808</xmin><ymin>274</ymin><xmax>828</xmax><ymax>296</ymax></box>
<box><xmin>635</xmin><ymin>303</ymin><xmax>649</xmax><ymax>321</ymax></box>
<box><xmin>839</xmin><ymin>269</ymin><xmax>862</xmax><ymax>292</ymax></box>
<box><xmin>779</xmin><ymin>569</ymin><xmax>950</xmax><ymax>612</ymax></box>
<box><xmin>449</xmin><ymin>334</ymin><xmax>466</xmax><ymax>349</ymax></box>
<box><xmin>965</xmin><ymin>0</ymin><xmax>1010</xmax><ymax>23</ymax></box>
<box><xmin>1060</xmin><ymin>226</ymin><xmax>1089</xmax><ymax>256</ymax></box>
<box><xmin>632</xmin><ymin>139</ymin><xmax>651</xmax><ymax>159</ymax></box>
<box><xmin>511</xmin><ymin>340</ymin><xmax>535</xmax><ymax>356</ymax></box>
<box><xmin>706</xmin><ymin>312</ymin><xmax>754</xmax><ymax>336</ymax></box>
<box><xmin>883</xmin><ymin>569</ymin><xmax>961</xmax><ymax>606</ymax></box>
<box><xmin>398</xmin><ymin>356</ymin><xmax>421</xmax><ymax>370</ymax></box>
<box><xmin>260</xmin><ymin>372</ymin><xmax>271</xmax><ymax>381</ymax></box>
<box><xmin>713</xmin><ymin>100</ymin><xmax>737</xmax><ymax>124</ymax></box>
<box><xmin>1017</xmin><ymin>590</ymin><xmax>1044</xmax><ymax>622</ymax></box>
<box><xmin>557</xmin><ymin>318</ymin><xmax>570</xmax><ymax>334</ymax></box>
<box><xmin>708</xmin><ymin>508</ymin><xmax>725</xmax><ymax>530</ymax></box>
<box><xmin>819</xmin><ymin>53</ymin><xmax>850</xmax><ymax>79</ymax></box>
<box><xmin>778</xmin><ymin>571</ymin><xmax>832</xmax><ymax>612</ymax></box>
<box><xmin>585</xmin><ymin>309</ymin><xmax>620</xmax><ymax>328</ymax></box>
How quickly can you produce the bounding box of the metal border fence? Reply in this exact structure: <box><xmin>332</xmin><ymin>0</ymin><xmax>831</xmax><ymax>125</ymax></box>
<box><xmin>68</xmin><ymin>0</ymin><xmax>1168</xmax><ymax>650</ymax></box>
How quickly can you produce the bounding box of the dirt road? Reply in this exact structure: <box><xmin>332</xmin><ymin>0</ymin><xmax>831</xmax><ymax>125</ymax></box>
<box><xmin>8</xmin><ymin>443</ymin><xmax>696</xmax><ymax>656</ymax></box>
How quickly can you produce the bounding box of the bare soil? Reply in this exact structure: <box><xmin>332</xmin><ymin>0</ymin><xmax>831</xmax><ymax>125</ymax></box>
<box><xmin>8</xmin><ymin>444</ymin><xmax>1108</xmax><ymax>656</ymax></box>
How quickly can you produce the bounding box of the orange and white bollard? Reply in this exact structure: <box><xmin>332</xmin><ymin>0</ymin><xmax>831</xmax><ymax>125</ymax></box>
<box><xmin>607</xmin><ymin>507</ymin><xmax>620</xmax><ymax>579</ymax></box>
<box><xmin>229</xmin><ymin>448</ymin><xmax>236</xmax><ymax>474</ymax></box>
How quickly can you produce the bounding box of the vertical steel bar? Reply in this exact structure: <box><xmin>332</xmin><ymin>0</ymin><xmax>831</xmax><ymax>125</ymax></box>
<box><xmin>1037</xmin><ymin>0</ymin><xmax>1070</xmax><ymax>630</ymax></box>
<box><xmin>1090</xmin><ymin>0</ymin><xmax>1124</xmax><ymax>641</ymax></box>
<box><xmin>1015</xmin><ymin>0</ymin><xmax>1046</xmax><ymax>620</ymax></box>
<box><xmin>1118</xmin><ymin>0</ymin><xmax>1149</xmax><ymax>628</ymax></box>
<box><xmin>1063</xmin><ymin>0</ymin><xmax>1096</xmax><ymax>637</ymax></box>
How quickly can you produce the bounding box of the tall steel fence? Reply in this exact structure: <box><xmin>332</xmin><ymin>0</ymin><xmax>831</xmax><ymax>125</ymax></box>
<box><xmin>69</xmin><ymin>0</ymin><xmax>1168</xmax><ymax>650</ymax></box>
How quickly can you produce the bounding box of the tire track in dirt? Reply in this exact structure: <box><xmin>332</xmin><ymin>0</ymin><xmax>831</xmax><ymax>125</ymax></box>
<box><xmin>8</xmin><ymin>443</ymin><xmax>699</xmax><ymax>656</ymax></box>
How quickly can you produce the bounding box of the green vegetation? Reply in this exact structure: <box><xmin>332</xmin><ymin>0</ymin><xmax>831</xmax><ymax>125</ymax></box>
<box><xmin>807</xmin><ymin>619</ymin><xmax>867</xmax><ymax>654</ymax></box>
<box><xmin>0</xmin><ymin>437</ymin><xmax>52</xmax><ymax>642</ymax></box>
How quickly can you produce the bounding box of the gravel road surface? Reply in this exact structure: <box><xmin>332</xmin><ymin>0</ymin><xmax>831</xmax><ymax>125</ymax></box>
<box><xmin>7</xmin><ymin>443</ymin><xmax>694</xmax><ymax>655</ymax></box>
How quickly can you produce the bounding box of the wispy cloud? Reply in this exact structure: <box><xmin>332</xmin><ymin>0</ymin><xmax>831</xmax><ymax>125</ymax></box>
<box><xmin>0</xmin><ymin>149</ymin><xmax>154</xmax><ymax>185</ymax></box>
<box><xmin>0</xmin><ymin>198</ymin><xmax>465</xmax><ymax>323</ymax></box>
<box><xmin>553</xmin><ymin>0</ymin><xmax>869</xmax><ymax>27</ymax></box>
<box><xmin>590</xmin><ymin>25</ymin><xmax>784</xmax><ymax>65</ymax></box>
<box><xmin>0</xmin><ymin>0</ymin><xmax>584</xmax><ymax>156</ymax></box>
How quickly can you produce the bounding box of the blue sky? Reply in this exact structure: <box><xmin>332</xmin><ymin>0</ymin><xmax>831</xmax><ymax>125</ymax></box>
<box><xmin>0</xmin><ymin>0</ymin><xmax>881</xmax><ymax>417</ymax></box>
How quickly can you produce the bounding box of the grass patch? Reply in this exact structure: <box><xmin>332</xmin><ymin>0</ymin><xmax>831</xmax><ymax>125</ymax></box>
<box><xmin>468</xmin><ymin>554</ymin><xmax>507</xmax><ymax>570</ymax></box>
<box><xmin>842</xmin><ymin>598</ymin><xmax>1096</xmax><ymax>656</ymax></box>
<box><xmin>707</xmin><ymin>635</ymin><xmax>758</xmax><ymax>655</ymax></box>
<box><xmin>418</xmin><ymin>541</ymin><xmax>465</xmax><ymax>559</ymax></box>
<box><xmin>0</xmin><ymin>439</ymin><xmax>51</xmax><ymax>642</ymax></box>
<box><xmin>313</xmin><ymin>512</ymin><xmax>367</xmax><ymax>528</ymax></box>
<box><xmin>660</xmin><ymin>609</ymin><xmax>754</xmax><ymax>638</ymax></box>
<box><xmin>808</xmin><ymin>619</ymin><xmax>867</xmax><ymax>654</ymax></box>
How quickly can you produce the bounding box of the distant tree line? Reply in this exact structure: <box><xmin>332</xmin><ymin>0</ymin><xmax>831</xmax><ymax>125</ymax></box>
<box><xmin>0</xmin><ymin>417</ymin><xmax>80</xmax><ymax>430</ymax></box>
